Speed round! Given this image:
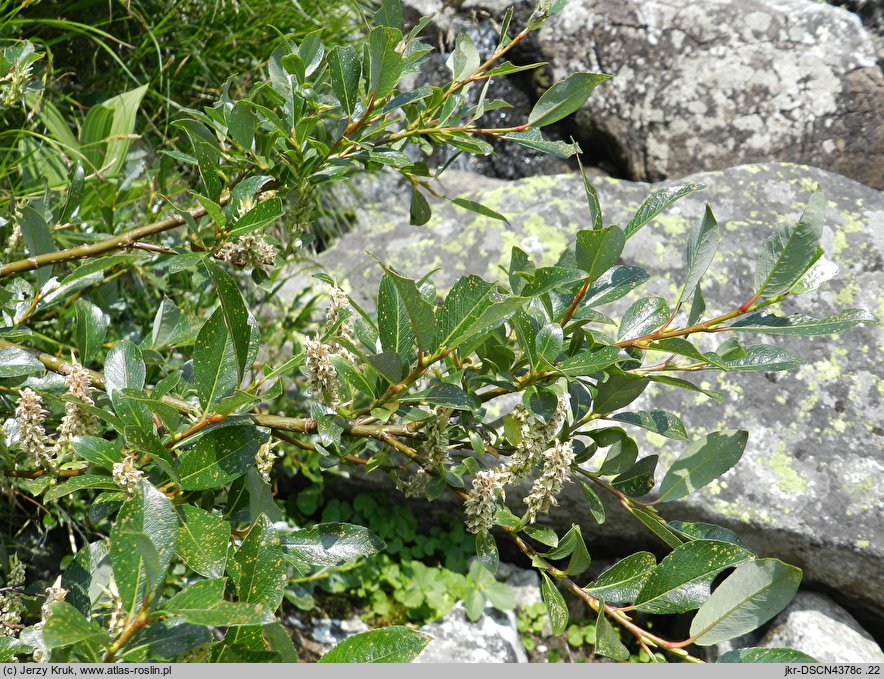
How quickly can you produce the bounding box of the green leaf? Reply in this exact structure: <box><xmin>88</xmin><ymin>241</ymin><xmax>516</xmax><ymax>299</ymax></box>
<box><xmin>72</xmin><ymin>436</ymin><xmax>122</xmax><ymax>470</ymax></box>
<box><xmin>229</xmin><ymin>197</ymin><xmax>285</xmax><ymax>237</ymax></box>
<box><xmin>104</xmin><ymin>339</ymin><xmax>145</xmax><ymax>398</ymax></box>
<box><xmin>598</xmin><ymin>435</ymin><xmax>637</xmax><ymax>476</ymax></box>
<box><xmin>524</xmin><ymin>525</ymin><xmax>559</xmax><ymax>547</ymax></box>
<box><xmin>446</xmin><ymin>33</ymin><xmax>480</xmax><ymax>82</ymax></box>
<box><xmin>648</xmin><ymin>375</ymin><xmax>724</xmax><ymax>403</ymax></box>
<box><xmin>690</xmin><ymin>559</ymin><xmax>802</xmax><ymax>646</ymax></box>
<box><xmin>409</xmin><ymin>186</ymin><xmax>431</xmax><ymax>226</ymax></box>
<box><xmin>678</xmin><ymin>204</ymin><xmax>720</xmax><ymax>307</ymax></box>
<box><xmin>95</xmin><ymin>85</ymin><xmax>148</xmax><ymax>178</ymax></box>
<box><xmin>204</xmin><ymin>261</ymin><xmax>251</xmax><ymax>378</ymax></box>
<box><xmin>176</xmin><ymin>505</ymin><xmax>230</xmax><ymax>578</ymax></box>
<box><xmin>0</xmin><ymin>346</ymin><xmax>43</xmax><ymax>378</ymax></box>
<box><xmin>790</xmin><ymin>254</ymin><xmax>838</xmax><ymax>294</ymax></box>
<box><xmin>624</xmin><ymin>183</ymin><xmax>704</xmax><ymax>239</ymax></box>
<box><xmin>229</xmin><ymin>100</ymin><xmax>257</xmax><ymax>149</ymax></box>
<box><xmin>42</xmin><ymin>601</ymin><xmax>110</xmax><ymax>650</ymax></box>
<box><xmin>577</xmin><ymin>156</ymin><xmax>603</xmax><ymax>230</ymax></box>
<box><xmin>318</xmin><ymin>626</ymin><xmax>430</xmax><ymax>663</ymax></box>
<box><xmin>610</xmin><ymin>410</ymin><xmax>687</xmax><ymax>440</ymax></box>
<box><xmin>193</xmin><ymin>307</ymin><xmax>239</xmax><ymax>408</ymax></box>
<box><xmin>635</xmin><ymin>539</ymin><xmax>754</xmax><ymax>614</ymax></box>
<box><xmin>717</xmin><ymin>647</ymin><xmax>818</xmax><ymax>663</ymax></box>
<box><xmin>367</xmin><ymin>26</ymin><xmax>404</xmax><ymax>98</ymax></box>
<box><xmin>521</xmin><ymin>266</ymin><xmax>585</xmax><ymax>297</ymax></box>
<box><xmin>575</xmin><ymin>226</ymin><xmax>625</xmax><ymax>284</ymax></box>
<box><xmin>43</xmin><ymin>474</ymin><xmax>119</xmax><ymax>502</ymax></box>
<box><xmin>728</xmin><ymin>309</ymin><xmax>877</xmax><ymax>336</ymax></box>
<box><xmin>378</xmin><ymin>274</ymin><xmax>415</xmax><ymax>362</ymax></box>
<box><xmin>630</xmin><ymin>505</ymin><xmax>683</xmax><ymax>549</ymax></box>
<box><xmin>611</xmin><ymin>454</ymin><xmax>657</xmax><ymax>497</ymax></box>
<box><xmin>162</xmin><ymin>578</ymin><xmax>274</xmax><ymax>627</ymax></box>
<box><xmin>74</xmin><ymin>299</ymin><xmax>109</xmax><ymax>364</ymax></box>
<box><xmin>379</xmin><ymin>265</ymin><xmax>436</xmax><ymax>352</ymax></box>
<box><xmin>476</xmin><ymin>530</ymin><xmax>499</xmax><ymax>574</ymax></box>
<box><xmin>657</xmin><ymin>430</ymin><xmax>748</xmax><ymax>503</ymax></box>
<box><xmin>594</xmin><ymin>606</ymin><xmax>629</xmax><ymax>661</ymax></box>
<box><xmin>534</xmin><ymin>323</ymin><xmax>563</xmax><ymax>367</ymax></box>
<box><xmin>282</xmin><ymin>523</ymin><xmax>385</xmax><ymax>567</ymax></box>
<box><xmin>451</xmin><ymin>197</ymin><xmax>509</xmax><ymax>224</ymax></box>
<box><xmin>583</xmin><ymin>265</ymin><xmax>650</xmax><ymax>308</ymax></box>
<box><xmin>436</xmin><ymin>275</ymin><xmax>516</xmax><ymax>350</ymax></box>
<box><xmin>593</xmin><ymin>374</ymin><xmax>649</xmax><ymax>413</ymax></box>
<box><xmin>400</xmin><ymin>383</ymin><xmax>480</xmax><ymax>411</ymax></box>
<box><xmin>373</xmin><ymin>0</ymin><xmax>403</xmax><ymax>30</ymax></box>
<box><xmin>546</xmin><ymin>525</ymin><xmax>590</xmax><ymax>576</ymax></box>
<box><xmin>178</xmin><ymin>424</ymin><xmax>267</xmax><ymax>490</ymax></box>
<box><xmin>529</xmin><ymin>72</ymin><xmax>611</xmax><ymax>127</ymax></box>
<box><xmin>754</xmin><ymin>191</ymin><xmax>825</xmax><ymax>297</ymax></box>
<box><xmin>329</xmin><ymin>45</ymin><xmax>361</xmax><ymax>115</ymax></box>
<box><xmin>539</xmin><ymin>572</ymin><xmax>568</xmax><ymax>635</ymax></box>
<box><xmin>720</xmin><ymin>344</ymin><xmax>805</xmax><ymax>372</ymax></box>
<box><xmin>584</xmin><ymin>552</ymin><xmax>656</xmax><ymax>604</ymax></box>
<box><xmin>556</xmin><ymin>345</ymin><xmax>622</xmax><ymax>377</ymax></box>
<box><xmin>17</xmin><ymin>208</ymin><xmax>54</xmax><ymax>287</ymax></box>
<box><xmin>578</xmin><ymin>480</ymin><xmax>605</xmax><ymax>524</ymax></box>
<box><xmin>647</xmin><ymin>337</ymin><xmax>726</xmax><ymax>369</ymax></box>
<box><xmin>110</xmin><ymin>481</ymin><xmax>178</xmax><ymax>615</ymax></box>
<box><xmin>618</xmin><ymin>296</ymin><xmax>669</xmax><ymax>341</ymax></box>
<box><xmin>502</xmin><ymin>129</ymin><xmax>580</xmax><ymax>158</ymax></box>
<box><xmin>229</xmin><ymin>514</ymin><xmax>286</xmax><ymax>610</ymax></box>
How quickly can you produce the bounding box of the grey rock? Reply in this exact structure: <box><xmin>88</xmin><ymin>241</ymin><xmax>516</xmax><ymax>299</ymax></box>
<box><xmin>828</xmin><ymin>0</ymin><xmax>884</xmax><ymax>65</ymax></box>
<box><xmin>414</xmin><ymin>602</ymin><xmax>528</xmax><ymax>662</ymax></box>
<box><xmin>496</xmin><ymin>562</ymin><xmax>542</xmax><ymax>609</ymax></box>
<box><xmin>539</xmin><ymin>0</ymin><xmax>884</xmax><ymax>188</ymax></box>
<box><xmin>305</xmin><ymin>162</ymin><xmax>883</xmax><ymax>622</ymax></box>
<box><xmin>760</xmin><ymin>592</ymin><xmax>884</xmax><ymax>662</ymax></box>
<box><xmin>286</xmin><ymin>616</ymin><xmax>369</xmax><ymax>648</ymax></box>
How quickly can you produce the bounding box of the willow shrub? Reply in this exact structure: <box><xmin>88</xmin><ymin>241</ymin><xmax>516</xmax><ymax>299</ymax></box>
<box><xmin>0</xmin><ymin>0</ymin><xmax>877</xmax><ymax>664</ymax></box>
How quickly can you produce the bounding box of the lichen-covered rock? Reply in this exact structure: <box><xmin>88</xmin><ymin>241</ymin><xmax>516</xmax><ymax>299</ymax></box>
<box><xmin>760</xmin><ymin>592</ymin><xmax>884</xmax><ymax>662</ymax></box>
<box><xmin>413</xmin><ymin>602</ymin><xmax>527</xmax><ymax>662</ymax></box>
<box><xmin>539</xmin><ymin>0</ymin><xmax>884</xmax><ymax>188</ymax></box>
<box><xmin>305</xmin><ymin>162</ymin><xmax>883</xmax><ymax>621</ymax></box>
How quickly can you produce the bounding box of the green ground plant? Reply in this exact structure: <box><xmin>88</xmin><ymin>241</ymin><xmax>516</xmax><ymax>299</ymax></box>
<box><xmin>0</xmin><ymin>0</ymin><xmax>876</xmax><ymax>664</ymax></box>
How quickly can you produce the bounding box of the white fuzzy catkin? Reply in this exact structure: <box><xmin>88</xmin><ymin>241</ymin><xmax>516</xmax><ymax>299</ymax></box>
<box><xmin>0</xmin><ymin>555</ymin><xmax>26</xmax><ymax>638</ymax></box>
<box><xmin>464</xmin><ymin>469</ymin><xmax>506</xmax><ymax>534</ymax></box>
<box><xmin>304</xmin><ymin>335</ymin><xmax>339</xmax><ymax>406</ymax></box>
<box><xmin>216</xmin><ymin>231</ymin><xmax>276</xmax><ymax>269</ymax></box>
<box><xmin>112</xmin><ymin>452</ymin><xmax>143</xmax><ymax>495</ymax></box>
<box><xmin>56</xmin><ymin>362</ymin><xmax>97</xmax><ymax>454</ymax></box>
<box><xmin>523</xmin><ymin>440</ymin><xmax>575</xmax><ymax>523</ymax></box>
<box><xmin>14</xmin><ymin>388</ymin><xmax>53</xmax><ymax>469</ymax></box>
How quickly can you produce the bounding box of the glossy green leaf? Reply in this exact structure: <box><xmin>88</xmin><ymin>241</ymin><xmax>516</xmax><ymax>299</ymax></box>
<box><xmin>367</xmin><ymin>26</ymin><xmax>404</xmax><ymax>98</ymax></box>
<box><xmin>577</xmin><ymin>156</ymin><xmax>603</xmax><ymax>230</ymax></box>
<box><xmin>556</xmin><ymin>345</ymin><xmax>622</xmax><ymax>377</ymax></box>
<box><xmin>611</xmin><ymin>409</ymin><xmax>687</xmax><ymax>440</ymax></box>
<box><xmin>329</xmin><ymin>45</ymin><xmax>361</xmax><ymax>115</ymax></box>
<box><xmin>630</xmin><ymin>505</ymin><xmax>683</xmax><ymax>549</ymax></box>
<box><xmin>379</xmin><ymin>266</ymin><xmax>436</xmax><ymax>352</ymax></box>
<box><xmin>378</xmin><ymin>274</ymin><xmax>415</xmax><ymax>362</ymax></box>
<box><xmin>618</xmin><ymin>296</ymin><xmax>669</xmax><ymax>341</ymax></box>
<box><xmin>74</xmin><ymin>299</ymin><xmax>108</xmax><ymax>364</ymax></box>
<box><xmin>176</xmin><ymin>505</ymin><xmax>230</xmax><ymax>578</ymax></box>
<box><xmin>593</xmin><ymin>374</ymin><xmax>649</xmax><ymax>414</ymax></box>
<box><xmin>0</xmin><ymin>346</ymin><xmax>43</xmax><ymax>378</ymax></box>
<box><xmin>204</xmin><ymin>261</ymin><xmax>251</xmax><ymax>378</ymax></box>
<box><xmin>584</xmin><ymin>552</ymin><xmax>655</xmax><ymax>604</ymax></box>
<box><xmin>583</xmin><ymin>265</ymin><xmax>650</xmax><ymax>307</ymax></box>
<box><xmin>229</xmin><ymin>514</ymin><xmax>286</xmax><ymax>610</ymax></box>
<box><xmin>611</xmin><ymin>454</ymin><xmax>657</xmax><ymax>497</ymax></box>
<box><xmin>521</xmin><ymin>266</ymin><xmax>585</xmax><ymax>297</ymax></box>
<box><xmin>437</xmin><ymin>275</ymin><xmax>524</xmax><ymax>351</ymax></box>
<box><xmin>400</xmin><ymin>383</ymin><xmax>480</xmax><ymax>411</ymax></box>
<box><xmin>575</xmin><ymin>226</ymin><xmax>625</xmax><ymax>284</ymax></box>
<box><xmin>540</xmin><ymin>572</ymin><xmax>568</xmax><ymax>635</ymax></box>
<box><xmin>178</xmin><ymin>424</ymin><xmax>267</xmax><ymax>490</ymax></box>
<box><xmin>578</xmin><ymin>480</ymin><xmax>605</xmax><ymax>524</ymax></box>
<box><xmin>104</xmin><ymin>339</ymin><xmax>146</xmax><ymax>398</ymax></box>
<box><xmin>635</xmin><ymin>539</ymin><xmax>754</xmax><ymax>614</ymax></box>
<box><xmin>624</xmin><ymin>183</ymin><xmax>704</xmax><ymax>239</ymax></box>
<box><xmin>72</xmin><ymin>436</ymin><xmax>122</xmax><ymax>470</ymax></box>
<box><xmin>446</xmin><ymin>33</ymin><xmax>479</xmax><ymax>82</ymax></box>
<box><xmin>282</xmin><ymin>522</ymin><xmax>384</xmax><ymax>567</ymax></box>
<box><xmin>690</xmin><ymin>559</ymin><xmax>802</xmax><ymax>646</ymax></box>
<box><xmin>529</xmin><ymin>72</ymin><xmax>611</xmax><ymax>127</ymax></box>
<box><xmin>319</xmin><ymin>626</ymin><xmax>430</xmax><ymax>663</ymax></box>
<box><xmin>678</xmin><ymin>204</ymin><xmax>720</xmax><ymax>306</ymax></box>
<box><xmin>409</xmin><ymin>186</ymin><xmax>431</xmax><ymax>226</ymax></box>
<box><xmin>728</xmin><ymin>309</ymin><xmax>877</xmax><ymax>336</ymax></box>
<box><xmin>717</xmin><ymin>647</ymin><xmax>817</xmax><ymax>663</ymax></box>
<box><xmin>669</xmin><ymin>521</ymin><xmax>750</xmax><ymax>549</ymax></box>
<box><xmin>451</xmin><ymin>197</ymin><xmax>509</xmax><ymax>224</ymax></box>
<box><xmin>594</xmin><ymin>606</ymin><xmax>629</xmax><ymax>661</ymax></box>
<box><xmin>501</xmin><ymin>129</ymin><xmax>580</xmax><ymax>158</ymax></box>
<box><xmin>721</xmin><ymin>343</ymin><xmax>805</xmax><ymax>372</ymax></box>
<box><xmin>193</xmin><ymin>307</ymin><xmax>239</xmax><ymax>407</ymax></box>
<box><xmin>754</xmin><ymin>191</ymin><xmax>825</xmax><ymax>297</ymax></box>
<box><xmin>648</xmin><ymin>374</ymin><xmax>725</xmax><ymax>403</ymax></box>
<box><xmin>657</xmin><ymin>430</ymin><xmax>748</xmax><ymax>503</ymax></box>
<box><xmin>43</xmin><ymin>474</ymin><xmax>119</xmax><ymax>502</ymax></box>
<box><xmin>534</xmin><ymin>323</ymin><xmax>564</xmax><ymax>367</ymax></box>
<box><xmin>647</xmin><ymin>337</ymin><xmax>726</xmax><ymax>369</ymax></box>
<box><xmin>229</xmin><ymin>196</ymin><xmax>284</xmax><ymax>238</ymax></box>
<box><xmin>162</xmin><ymin>578</ymin><xmax>273</xmax><ymax>627</ymax></box>
<box><xmin>476</xmin><ymin>530</ymin><xmax>499</xmax><ymax>574</ymax></box>
<box><xmin>42</xmin><ymin>601</ymin><xmax>110</xmax><ymax>650</ymax></box>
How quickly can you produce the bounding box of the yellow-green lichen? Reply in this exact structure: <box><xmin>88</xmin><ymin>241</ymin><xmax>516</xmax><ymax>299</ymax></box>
<box><xmin>764</xmin><ymin>441</ymin><xmax>808</xmax><ymax>495</ymax></box>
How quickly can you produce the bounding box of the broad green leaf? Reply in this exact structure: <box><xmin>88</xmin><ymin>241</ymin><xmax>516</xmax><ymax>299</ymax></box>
<box><xmin>540</xmin><ymin>572</ymin><xmax>568</xmax><ymax>635</ymax></box>
<box><xmin>193</xmin><ymin>307</ymin><xmax>239</xmax><ymax>408</ymax></box>
<box><xmin>400</xmin><ymin>383</ymin><xmax>480</xmax><ymax>411</ymax></box>
<box><xmin>502</xmin><ymin>129</ymin><xmax>580</xmax><ymax>158</ymax></box>
<box><xmin>717</xmin><ymin>647</ymin><xmax>817</xmax><ymax>663</ymax></box>
<box><xmin>584</xmin><ymin>265</ymin><xmax>650</xmax><ymax>307</ymax></box>
<box><xmin>104</xmin><ymin>339</ymin><xmax>145</xmax><ymax>398</ymax></box>
<box><xmin>151</xmin><ymin>298</ymin><xmax>185</xmax><ymax>350</ymax></box>
<box><xmin>229</xmin><ymin>514</ymin><xmax>286</xmax><ymax>610</ymax></box>
<box><xmin>548</xmin><ymin>525</ymin><xmax>590</xmax><ymax>576</ymax></box>
<box><xmin>118</xmin><ymin>620</ymin><xmax>212</xmax><ymax>662</ymax></box>
<box><xmin>95</xmin><ymin>85</ymin><xmax>148</xmax><ymax>178</ymax></box>
<box><xmin>378</xmin><ymin>274</ymin><xmax>415</xmax><ymax>362</ymax></box>
<box><xmin>669</xmin><ymin>521</ymin><xmax>750</xmax><ymax>550</ymax></box>
<box><xmin>42</xmin><ymin>602</ymin><xmax>110</xmax><ymax>650</ymax></box>
<box><xmin>624</xmin><ymin>183</ymin><xmax>704</xmax><ymax>239</ymax></box>
<box><xmin>657</xmin><ymin>430</ymin><xmax>748</xmax><ymax>503</ymax></box>
<box><xmin>229</xmin><ymin>197</ymin><xmax>285</xmax><ymax>237</ymax></box>
<box><xmin>72</xmin><ymin>436</ymin><xmax>122</xmax><ymax>470</ymax></box>
<box><xmin>318</xmin><ymin>626</ymin><xmax>430</xmax><ymax>663</ymax></box>
<box><xmin>0</xmin><ymin>346</ymin><xmax>43</xmax><ymax>378</ymax></box>
<box><xmin>74</xmin><ymin>299</ymin><xmax>108</xmax><ymax>364</ymax></box>
<box><xmin>754</xmin><ymin>191</ymin><xmax>825</xmax><ymax>297</ymax></box>
<box><xmin>728</xmin><ymin>309</ymin><xmax>877</xmax><ymax>336</ymax></box>
<box><xmin>524</xmin><ymin>525</ymin><xmax>559</xmax><ymax>547</ymax></box>
<box><xmin>690</xmin><ymin>559</ymin><xmax>802</xmax><ymax>646</ymax></box>
<box><xmin>379</xmin><ymin>265</ymin><xmax>436</xmax><ymax>352</ymax></box>
<box><xmin>618</xmin><ymin>296</ymin><xmax>669</xmax><ymax>341</ymax></box>
<box><xmin>451</xmin><ymin>197</ymin><xmax>509</xmax><ymax>224</ymax></box>
<box><xmin>161</xmin><ymin>578</ymin><xmax>273</xmax><ymax>627</ymax></box>
<box><xmin>575</xmin><ymin>226</ymin><xmax>625</xmax><ymax>284</ymax></box>
<box><xmin>630</xmin><ymin>505</ymin><xmax>683</xmax><ymax>549</ymax></box>
<box><xmin>437</xmin><ymin>275</ymin><xmax>523</xmax><ymax>350</ymax></box>
<box><xmin>521</xmin><ymin>266</ymin><xmax>585</xmax><ymax>297</ymax></box>
<box><xmin>648</xmin><ymin>374</ymin><xmax>725</xmax><ymax>403</ymax></box>
<box><xmin>594</xmin><ymin>607</ymin><xmax>629</xmax><ymax>661</ymax></box>
<box><xmin>720</xmin><ymin>344</ymin><xmax>804</xmax><ymax>372</ymax></box>
<box><xmin>593</xmin><ymin>374</ymin><xmax>649</xmax><ymax>413</ymax></box>
<box><xmin>578</xmin><ymin>480</ymin><xmax>605</xmax><ymax>524</ymax></box>
<box><xmin>529</xmin><ymin>72</ymin><xmax>611</xmax><ymax>127</ymax></box>
<box><xmin>611</xmin><ymin>454</ymin><xmax>657</xmax><ymax>497</ymax></box>
<box><xmin>409</xmin><ymin>186</ymin><xmax>431</xmax><ymax>226</ymax></box>
<box><xmin>678</xmin><ymin>204</ymin><xmax>719</xmax><ymax>307</ymax></box>
<box><xmin>446</xmin><ymin>33</ymin><xmax>479</xmax><ymax>82</ymax></box>
<box><xmin>282</xmin><ymin>523</ymin><xmax>384</xmax><ymax>567</ymax></box>
<box><xmin>534</xmin><ymin>323</ymin><xmax>563</xmax><ymax>367</ymax></box>
<box><xmin>367</xmin><ymin>26</ymin><xmax>404</xmax><ymax>98</ymax></box>
<box><xmin>204</xmin><ymin>261</ymin><xmax>251</xmax><ymax>377</ymax></box>
<box><xmin>584</xmin><ymin>552</ymin><xmax>655</xmax><ymax>604</ymax></box>
<box><xmin>110</xmin><ymin>481</ymin><xmax>177</xmax><ymax>615</ymax></box>
<box><xmin>635</xmin><ymin>539</ymin><xmax>754</xmax><ymax>614</ymax></box>
<box><xmin>178</xmin><ymin>424</ymin><xmax>267</xmax><ymax>490</ymax></box>
<box><xmin>176</xmin><ymin>504</ymin><xmax>230</xmax><ymax>578</ymax></box>
<box><xmin>43</xmin><ymin>474</ymin><xmax>118</xmax><ymax>502</ymax></box>
<box><xmin>647</xmin><ymin>337</ymin><xmax>726</xmax><ymax>369</ymax></box>
<box><xmin>476</xmin><ymin>530</ymin><xmax>499</xmax><ymax>574</ymax></box>
<box><xmin>790</xmin><ymin>254</ymin><xmax>838</xmax><ymax>294</ymax></box>
<box><xmin>374</xmin><ymin>0</ymin><xmax>403</xmax><ymax>30</ymax></box>
<box><xmin>555</xmin><ymin>345</ymin><xmax>622</xmax><ymax>377</ymax></box>
<box><xmin>597</xmin><ymin>435</ymin><xmax>637</xmax><ymax>476</ymax></box>
<box><xmin>611</xmin><ymin>410</ymin><xmax>687</xmax><ymax>440</ymax></box>
<box><xmin>229</xmin><ymin>100</ymin><xmax>257</xmax><ymax>149</ymax></box>
<box><xmin>329</xmin><ymin>45</ymin><xmax>361</xmax><ymax>115</ymax></box>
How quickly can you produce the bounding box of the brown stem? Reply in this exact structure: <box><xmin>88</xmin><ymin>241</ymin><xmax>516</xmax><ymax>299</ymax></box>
<box><xmin>3</xmin><ymin>468</ymin><xmax>85</xmax><ymax>479</ymax></box>
<box><xmin>560</xmin><ymin>279</ymin><xmax>590</xmax><ymax>327</ymax></box>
